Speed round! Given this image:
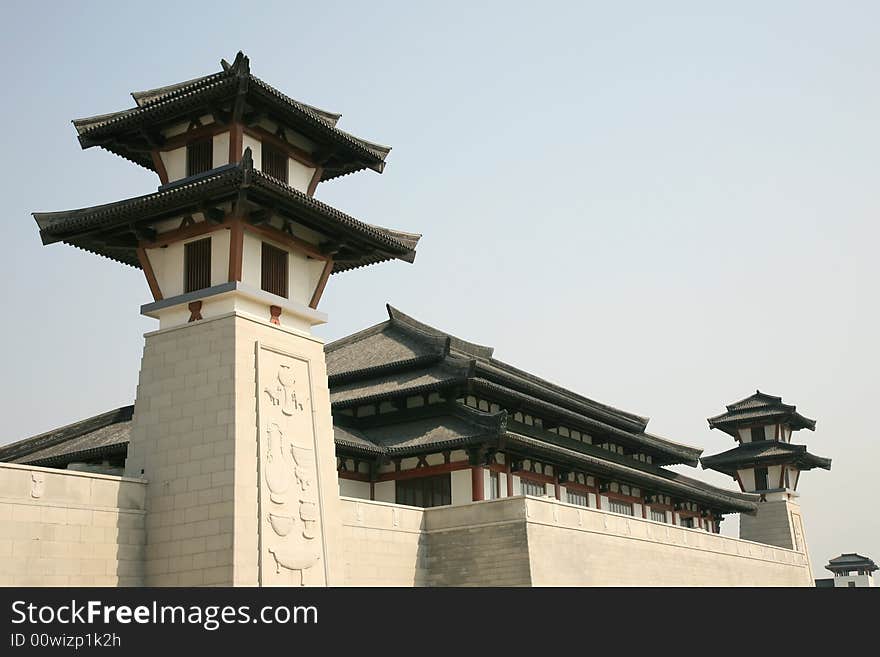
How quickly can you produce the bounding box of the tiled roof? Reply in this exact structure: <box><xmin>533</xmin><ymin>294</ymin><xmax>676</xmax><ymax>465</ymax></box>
<box><xmin>707</xmin><ymin>391</ymin><xmax>816</xmax><ymax>436</ymax></box>
<box><xmin>0</xmin><ymin>406</ymin><xmax>133</xmax><ymax>465</ymax></box>
<box><xmin>330</xmin><ymin>362</ymin><xmax>470</xmax><ymax>406</ymax></box>
<box><xmin>825</xmin><ymin>553</ymin><xmax>877</xmax><ymax>573</ymax></box>
<box><xmin>33</xmin><ymin>153</ymin><xmax>419</xmax><ymax>274</ymax></box>
<box><xmin>700</xmin><ymin>440</ymin><xmax>831</xmax><ymax>475</ymax></box>
<box><xmin>73</xmin><ymin>52</ymin><xmax>390</xmax><ymax>182</ymax></box>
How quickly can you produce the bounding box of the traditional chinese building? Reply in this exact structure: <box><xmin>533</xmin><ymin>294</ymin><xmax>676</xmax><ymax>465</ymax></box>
<box><xmin>0</xmin><ymin>53</ymin><xmax>826</xmax><ymax>587</ymax></box>
<box><xmin>701</xmin><ymin>392</ymin><xmax>831</xmax><ymax>568</ymax></box>
<box><xmin>815</xmin><ymin>553</ymin><xmax>877</xmax><ymax>588</ymax></box>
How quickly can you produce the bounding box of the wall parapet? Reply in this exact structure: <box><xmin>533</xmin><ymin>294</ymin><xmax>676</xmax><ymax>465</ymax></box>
<box><xmin>0</xmin><ymin>463</ymin><xmax>147</xmax><ymax>587</ymax></box>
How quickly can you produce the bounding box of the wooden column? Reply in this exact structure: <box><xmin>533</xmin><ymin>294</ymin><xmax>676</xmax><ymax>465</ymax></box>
<box><xmin>471</xmin><ymin>466</ymin><xmax>484</xmax><ymax>502</ymax></box>
<box><xmin>506</xmin><ymin>461</ymin><xmax>513</xmax><ymax>497</ymax></box>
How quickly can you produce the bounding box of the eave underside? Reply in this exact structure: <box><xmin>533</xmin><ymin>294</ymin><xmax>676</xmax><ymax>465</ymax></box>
<box><xmin>33</xmin><ymin>159</ymin><xmax>418</xmax><ymax>274</ymax></box>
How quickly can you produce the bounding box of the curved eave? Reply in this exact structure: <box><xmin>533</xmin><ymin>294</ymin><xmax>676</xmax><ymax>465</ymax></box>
<box><xmin>708</xmin><ymin>411</ymin><xmax>816</xmax><ymax>436</ymax></box>
<box><xmin>32</xmin><ymin>158</ymin><xmax>419</xmax><ymax>273</ymax></box>
<box><xmin>472</xmin><ymin>378</ymin><xmax>702</xmax><ymax>466</ymax></box>
<box><xmin>700</xmin><ymin>450</ymin><xmax>832</xmax><ymax>476</ymax></box>
<box><xmin>503</xmin><ymin>431</ymin><xmax>757</xmax><ymax>513</ymax></box>
<box><xmin>73</xmin><ymin>58</ymin><xmax>389</xmax><ymax>181</ymax></box>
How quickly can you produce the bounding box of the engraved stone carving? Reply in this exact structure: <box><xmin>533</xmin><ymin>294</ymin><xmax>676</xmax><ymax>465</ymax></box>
<box><xmin>264</xmin><ymin>365</ymin><xmax>304</xmax><ymax>416</ymax></box>
<box><xmin>258</xmin><ymin>348</ymin><xmax>327</xmax><ymax>587</ymax></box>
<box><xmin>267</xmin><ymin>545</ymin><xmax>321</xmax><ymax>585</ymax></box>
<box><xmin>30</xmin><ymin>472</ymin><xmax>44</xmax><ymax>499</ymax></box>
<box><xmin>264</xmin><ymin>423</ymin><xmax>290</xmax><ymax>504</ymax></box>
<box><xmin>791</xmin><ymin>513</ymin><xmax>804</xmax><ymax>552</ymax></box>
<box><xmin>268</xmin><ymin>513</ymin><xmax>295</xmax><ymax>537</ymax></box>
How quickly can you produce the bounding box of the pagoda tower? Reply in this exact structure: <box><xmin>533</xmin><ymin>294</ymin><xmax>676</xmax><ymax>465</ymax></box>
<box><xmin>701</xmin><ymin>391</ymin><xmax>830</xmax><ymax>560</ymax></box>
<box><xmin>32</xmin><ymin>52</ymin><xmax>419</xmax><ymax>586</ymax></box>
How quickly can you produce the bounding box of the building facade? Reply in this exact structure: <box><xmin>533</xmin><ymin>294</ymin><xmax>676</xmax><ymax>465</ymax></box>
<box><xmin>0</xmin><ymin>53</ymin><xmax>829</xmax><ymax>586</ymax></box>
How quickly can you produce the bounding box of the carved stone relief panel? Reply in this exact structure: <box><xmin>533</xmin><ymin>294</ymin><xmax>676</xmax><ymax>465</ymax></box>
<box><xmin>257</xmin><ymin>344</ymin><xmax>328</xmax><ymax>586</ymax></box>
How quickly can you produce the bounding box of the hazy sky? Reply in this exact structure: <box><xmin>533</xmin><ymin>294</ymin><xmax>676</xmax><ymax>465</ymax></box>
<box><xmin>1</xmin><ymin>1</ymin><xmax>876</xmax><ymax>577</ymax></box>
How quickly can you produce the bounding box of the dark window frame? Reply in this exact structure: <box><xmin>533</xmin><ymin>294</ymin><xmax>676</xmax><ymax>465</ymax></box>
<box><xmin>750</xmin><ymin>426</ymin><xmax>766</xmax><ymax>442</ymax></box>
<box><xmin>754</xmin><ymin>466</ymin><xmax>769</xmax><ymax>491</ymax></box>
<box><xmin>186</xmin><ymin>138</ymin><xmax>214</xmax><ymax>177</ymax></box>
<box><xmin>261</xmin><ymin>242</ymin><xmax>289</xmax><ymax>298</ymax></box>
<box><xmin>395</xmin><ymin>474</ymin><xmax>451</xmax><ymax>508</ymax></box>
<box><xmin>183</xmin><ymin>237</ymin><xmax>212</xmax><ymax>293</ymax></box>
<box><xmin>261</xmin><ymin>143</ymin><xmax>289</xmax><ymax>183</ymax></box>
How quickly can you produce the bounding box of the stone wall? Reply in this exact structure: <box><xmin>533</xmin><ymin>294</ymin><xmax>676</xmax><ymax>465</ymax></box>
<box><xmin>339</xmin><ymin>497</ymin><xmax>427</xmax><ymax>586</ymax></box>
<box><xmin>0</xmin><ymin>463</ymin><xmax>146</xmax><ymax>586</ymax></box>
<box><xmin>524</xmin><ymin>496</ymin><xmax>814</xmax><ymax>586</ymax></box>
<box><xmin>124</xmin><ymin>315</ymin><xmax>238</xmax><ymax>586</ymax></box>
<box><xmin>338</xmin><ymin>496</ymin><xmax>814</xmax><ymax>587</ymax></box>
<box><xmin>423</xmin><ymin>499</ymin><xmax>532</xmax><ymax>586</ymax></box>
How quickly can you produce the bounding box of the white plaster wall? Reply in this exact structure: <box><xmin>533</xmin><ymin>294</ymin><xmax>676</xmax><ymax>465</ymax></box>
<box><xmin>241</xmin><ymin>232</ymin><xmax>324</xmax><ymax>306</ymax></box>
<box><xmin>767</xmin><ymin>465</ymin><xmax>782</xmax><ymax>489</ymax></box>
<box><xmin>160</xmin><ymin>147</ymin><xmax>187</xmax><ymax>182</ymax></box>
<box><xmin>289</xmin><ymin>159</ymin><xmax>315</xmax><ymax>193</ymax></box>
<box><xmin>373</xmin><ymin>481</ymin><xmax>395</xmax><ymax>503</ymax></box>
<box><xmin>212</xmin><ymin>132</ymin><xmax>230</xmax><ymax>168</ymax></box>
<box><xmin>243</xmin><ymin>134</ymin><xmax>261</xmax><ymax>166</ymax></box>
<box><xmin>0</xmin><ymin>463</ymin><xmax>146</xmax><ymax>586</ymax></box>
<box><xmin>739</xmin><ymin>468</ymin><xmax>756</xmax><ymax>491</ymax></box>
<box><xmin>339</xmin><ymin>479</ymin><xmax>370</xmax><ymax>500</ymax></box>
<box><xmin>833</xmin><ymin>574</ymin><xmax>875</xmax><ymax>587</ymax></box>
<box><xmin>451</xmin><ymin>469</ymin><xmax>472</xmax><ymax>505</ymax></box>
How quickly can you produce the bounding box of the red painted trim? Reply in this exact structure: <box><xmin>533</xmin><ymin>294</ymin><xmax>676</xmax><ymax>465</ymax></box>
<box><xmin>516</xmin><ymin>471</ymin><xmax>555</xmax><ymax>486</ymax></box>
<box><xmin>136</xmin><ymin>247</ymin><xmax>163</xmax><ymax>301</ymax></box>
<box><xmin>151</xmin><ymin>151</ymin><xmax>169</xmax><ymax>185</ymax></box>
<box><xmin>309</xmin><ymin>258</ymin><xmax>334</xmax><ymax>309</ymax></box>
<box><xmin>472</xmin><ymin>466</ymin><xmax>484</xmax><ymax>502</ymax></box>
<box><xmin>376</xmin><ymin>460</ymin><xmax>470</xmax><ymax>482</ymax></box>
<box><xmin>337</xmin><ymin>471</ymin><xmax>370</xmax><ymax>482</ymax></box>
<box><xmin>228</xmin><ymin>218</ymin><xmax>244</xmax><ymax>282</ymax></box>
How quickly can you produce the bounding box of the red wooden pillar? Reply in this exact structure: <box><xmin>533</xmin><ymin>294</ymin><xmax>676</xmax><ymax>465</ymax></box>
<box><xmin>472</xmin><ymin>466</ymin><xmax>484</xmax><ymax>502</ymax></box>
<box><xmin>506</xmin><ymin>462</ymin><xmax>513</xmax><ymax>497</ymax></box>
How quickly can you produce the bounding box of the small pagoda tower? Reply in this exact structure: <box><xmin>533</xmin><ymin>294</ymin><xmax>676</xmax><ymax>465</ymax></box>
<box><xmin>824</xmin><ymin>553</ymin><xmax>877</xmax><ymax>587</ymax></box>
<box><xmin>701</xmin><ymin>391</ymin><xmax>830</xmax><ymax>559</ymax></box>
<box><xmin>32</xmin><ymin>53</ymin><xmax>420</xmax><ymax>586</ymax></box>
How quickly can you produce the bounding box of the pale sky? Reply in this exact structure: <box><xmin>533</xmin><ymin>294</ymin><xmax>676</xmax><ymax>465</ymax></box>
<box><xmin>1</xmin><ymin>1</ymin><xmax>877</xmax><ymax>578</ymax></box>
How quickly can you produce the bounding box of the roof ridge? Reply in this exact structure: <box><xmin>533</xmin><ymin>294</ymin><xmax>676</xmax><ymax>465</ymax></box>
<box><xmin>386</xmin><ymin>305</ymin><xmax>494</xmax><ymax>358</ymax></box>
<box><xmin>0</xmin><ymin>405</ymin><xmax>133</xmax><ymax>462</ymax></box>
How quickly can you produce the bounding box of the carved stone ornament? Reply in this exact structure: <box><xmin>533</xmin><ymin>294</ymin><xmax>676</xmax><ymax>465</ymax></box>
<box><xmin>30</xmin><ymin>472</ymin><xmax>45</xmax><ymax>499</ymax></box>
<box><xmin>258</xmin><ymin>347</ymin><xmax>326</xmax><ymax>586</ymax></box>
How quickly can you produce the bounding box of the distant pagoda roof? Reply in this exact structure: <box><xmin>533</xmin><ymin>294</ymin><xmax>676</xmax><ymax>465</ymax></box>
<box><xmin>326</xmin><ymin>305</ymin><xmax>704</xmax><ymax>467</ymax></box>
<box><xmin>33</xmin><ymin>149</ymin><xmax>419</xmax><ymax>274</ymax></box>
<box><xmin>72</xmin><ymin>52</ymin><xmax>390</xmax><ymax>182</ymax></box>
<box><xmin>707</xmin><ymin>391</ymin><xmax>816</xmax><ymax>437</ymax></box>
<box><xmin>825</xmin><ymin>553</ymin><xmax>878</xmax><ymax>574</ymax></box>
<box><xmin>700</xmin><ymin>440</ymin><xmax>831</xmax><ymax>476</ymax></box>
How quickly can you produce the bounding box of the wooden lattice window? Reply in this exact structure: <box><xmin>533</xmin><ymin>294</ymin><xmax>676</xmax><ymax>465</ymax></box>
<box><xmin>751</xmin><ymin>426</ymin><xmax>766</xmax><ymax>442</ymax></box>
<box><xmin>261</xmin><ymin>242</ymin><xmax>288</xmax><ymax>298</ymax></box>
<box><xmin>184</xmin><ymin>238</ymin><xmax>212</xmax><ymax>293</ymax></box>
<box><xmin>754</xmin><ymin>466</ymin><xmax>769</xmax><ymax>491</ymax></box>
<box><xmin>395</xmin><ymin>474</ymin><xmax>451</xmax><ymax>508</ymax></box>
<box><xmin>608</xmin><ymin>499</ymin><xmax>634</xmax><ymax>516</ymax></box>
<box><xmin>261</xmin><ymin>144</ymin><xmax>289</xmax><ymax>183</ymax></box>
<box><xmin>186</xmin><ymin>138</ymin><xmax>213</xmax><ymax>177</ymax></box>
